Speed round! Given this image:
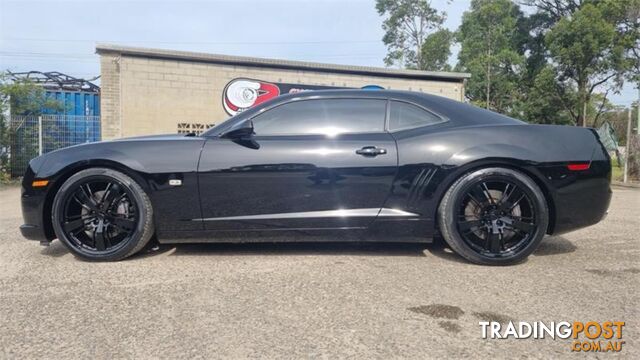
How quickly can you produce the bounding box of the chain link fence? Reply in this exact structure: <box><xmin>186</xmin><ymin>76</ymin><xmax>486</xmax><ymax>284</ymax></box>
<box><xmin>7</xmin><ymin>115</ymin><xmax>100</xmax><ymax>177</ymax></box>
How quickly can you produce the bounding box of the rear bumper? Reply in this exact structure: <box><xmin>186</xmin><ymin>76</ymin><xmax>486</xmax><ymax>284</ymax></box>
<box><xmin>551</xmin><ymin>179</ymin><xmax>611</xmax><ymax>235</ymax></box>
<box><xmin>543</xmin><ymin>159</ymin><xmax>612</xmax><ymax>235</ymax></box>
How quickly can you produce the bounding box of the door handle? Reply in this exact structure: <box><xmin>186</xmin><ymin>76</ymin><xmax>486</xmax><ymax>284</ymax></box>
<box><xmin>356</xmin><ymin>146</ymin><xmax>387</xmax><ymax>157</ymax></box>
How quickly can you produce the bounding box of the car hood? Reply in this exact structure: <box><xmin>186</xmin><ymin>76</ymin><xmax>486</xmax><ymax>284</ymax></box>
<box><xmin>33</xmin><ymin>133</ymin><xmax>201</xmax><ymax>162</ymax></box>
<box><xmin>111</xmin><ymin>133</ymin><xmax>196</xmax><ymax>141</ymax></box>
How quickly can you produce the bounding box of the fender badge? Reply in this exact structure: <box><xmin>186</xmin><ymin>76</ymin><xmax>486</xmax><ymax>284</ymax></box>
<box><xmin>169</xmin><ymin>179</ymin><xmax>182</xmax><ymax>186</ymax></box>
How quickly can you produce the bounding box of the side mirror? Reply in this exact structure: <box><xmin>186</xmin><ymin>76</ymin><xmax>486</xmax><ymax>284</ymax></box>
<box><xmin>220</xmin><ymin>119</ymin><xmax>254</xmax><ymax>139</ymax></box>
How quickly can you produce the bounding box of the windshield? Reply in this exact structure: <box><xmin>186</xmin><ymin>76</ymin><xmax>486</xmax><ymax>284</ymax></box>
<box><xmin>201</xmin><ymin>115</ymin><xmax>239</xmax><ymax>137</ymax></box>
<box><xmin>201</xmin><ymin>94</ymin><xmax>282</xmax><ymax>137</ymax></box>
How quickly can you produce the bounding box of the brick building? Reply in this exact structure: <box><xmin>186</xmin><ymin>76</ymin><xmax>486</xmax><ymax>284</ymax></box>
<box><xmin>96</xmin><ymin>44</ymin><xmax>470</xmax><ymax>140</ymax></box>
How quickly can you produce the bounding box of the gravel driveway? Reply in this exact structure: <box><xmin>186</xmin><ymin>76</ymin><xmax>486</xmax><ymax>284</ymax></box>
<box><xmin>1</xmin><ymin>185</ymin><xmax>638</xmax><ymax>358</ymax></box>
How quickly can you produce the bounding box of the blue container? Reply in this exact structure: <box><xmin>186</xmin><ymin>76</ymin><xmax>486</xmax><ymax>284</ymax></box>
<box><xmin>44</xmin><ymin>90</ymin><xmax>100</xmax><ymax>116</ymax></box>
<box><xmin>44</xmin><ymin>91</ymin><xmax>101</xmax><ymax>144</ymax></box>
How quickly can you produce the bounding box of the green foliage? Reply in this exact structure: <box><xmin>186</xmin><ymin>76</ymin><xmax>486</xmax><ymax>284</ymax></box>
<box><xmin>542</xmin><ymin>0</ymin><xmax>639</xmax><ymax>127</ymax></box>
<box><xmin>420</xmin><ymin>29</ymin><xmax>453</xmax><ymax>71</ymax></box>
<box><xmin>599</xmin><ymin>0</ymin><xmax>640</xmax><ymax>83</ymax></box>
<box><xmin>456</xmin><ymin>0</ymin><xmax>525</xmax><ymax>115</ymax></box>
<box><xmin>521</xmin><ymin>65</ymin><xmax>574</xmax><ymax>125</ymax></box>
<box><xmin>602</xmin><ymin>102</ymin><xmax>639</xmax><ymax>146</ymax></box>
<box><xmin>376</xmin><ymin>0</ymin><xmax>447</xmax><ymax>70</ymax></box>
<box><xmin>611</xmin><ymin>155</ymin><xmax>624</xmax><ymax>181</ymax></box>
<box><xmin>545</xmin><ymin>2</ymin><xmax>617</xmax><ymax>126</ymax></box>
<box><xmin>0</xmin><ymin>72</ymin><xmax>64</xmax><ymax>179</ymax></box>
<box><xmin>0</xmin><ymin>75</ymin><xmax>63</xmax><ymax>117</ymax></box>
<box><xmin>376</xmin><ymin>0</ymin><xmax>639</xmax><ymax>129</ymax></box>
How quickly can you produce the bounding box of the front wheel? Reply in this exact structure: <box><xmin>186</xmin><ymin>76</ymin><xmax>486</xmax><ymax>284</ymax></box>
<box><xmin>438</xmin><ymin>167</ymin><xmax>549</xmax><ymax>265</ymax></box>
<box><xmin>52</xmin><ymin>168</ymin><xmax>154</xmax><ymax>261</ymax></box>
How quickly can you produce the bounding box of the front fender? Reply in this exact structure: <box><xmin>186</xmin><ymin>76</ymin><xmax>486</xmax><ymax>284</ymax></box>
<box><xmin>22</xmin><ymin>137</ymin><xmax>206</xmax><ymax>241</ymax></box>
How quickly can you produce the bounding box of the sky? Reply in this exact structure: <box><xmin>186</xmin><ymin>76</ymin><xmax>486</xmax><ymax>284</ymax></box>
<box><xmin>0</xmin><ymin>0</ymin><xmax>636</xmax><ymax>106</ymax></box>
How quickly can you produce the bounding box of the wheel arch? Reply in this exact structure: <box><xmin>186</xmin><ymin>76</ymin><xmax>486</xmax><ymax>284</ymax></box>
<box><xmin>41</xmin><ymin>160</ymin><xmax>151</xmax><ymax>240</ymax></box>
<box><xmin>432</xmin><ymin>158</ymin><xmax>556</xmax><ymax>235</ymax></box>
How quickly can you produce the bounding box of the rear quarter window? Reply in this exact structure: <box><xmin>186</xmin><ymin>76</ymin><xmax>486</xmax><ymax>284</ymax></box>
<box><xmin>389</xmin><ymin>101</ymin><xmax>443</xmax><ymax>131</ymax></box>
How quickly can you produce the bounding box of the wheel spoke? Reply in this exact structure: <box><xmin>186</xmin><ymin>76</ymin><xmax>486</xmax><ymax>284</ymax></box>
<box><xmin>488</xmin><ymin>232</ymin><xmax>502</xmax><ymax>253</ymax></box>
<box><xmin>458</xmin><ymin>219</ymin><xmax>483</xmax><ymax>232</ymax></box>
<box><xmin>497</xmin><ymin>186</ymin><xmax>523</xmax><ymax>212</ymax></box>
<box><xmin>111</xmin><ymin>217</ymin><xmax>135</xmax><ymax>232</ymax></box>
<box><xmin>509</xmin><ymin>194</ymin><xmax>526</xmax><ymax>211</ymax></box>
<box><xmin>104</xmin><ymin>229</ymin><xmax>113</xmax><ymax>248</ymax></box>
<box><xmin>510</xmin><ymin>219</ymin><xmax>535</xmax><ymax>233</ymax></box>
<box><xmin>469</xmin><ymin>185</ymin><xmax>490</xmax><ymax>206</ymax></box>
<box><xmin>467</xmin><ymin>193</ymin><xmax>483</xmax><ymax>208</ymax></box>
<box><xmin>93</xmin><ymin>222</ymin><xmax>106</xmax><ymax>251</ymax></box>
<box><xmin>481</xmin><ymin>182</ymin><xmax>495</xmax><ymax>204</ymax></box>
<box><xmin>75</xmin><ymin>186</ymin><xmax>99</xmax><ymax>212</ymax></box>
<box><xmin>63</xmin><ymin>218</ymin><xmax>88</xmax><ymax>233</ymax></box>
<box><xmin>100</xmin><ymin>182</ymin><xmax>121</xmax><ymax>211</ymax></box>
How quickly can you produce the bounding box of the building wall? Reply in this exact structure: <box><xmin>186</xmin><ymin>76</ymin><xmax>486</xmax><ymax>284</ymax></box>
<box><xmin>99</xmin><ymin>51</ymin><xmax>466</xmax><ymax>140</ymax></box>
<box><xmin>100</xmin><ymin>54</ymin><xmax>121</xmax><ymax>140</ymax></box>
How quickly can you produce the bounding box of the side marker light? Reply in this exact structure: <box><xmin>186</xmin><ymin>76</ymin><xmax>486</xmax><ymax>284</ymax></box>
<box><xmin>32</xmin><ymin>180</ymin><xmax>49</xmax><ymax>188</ymax></box>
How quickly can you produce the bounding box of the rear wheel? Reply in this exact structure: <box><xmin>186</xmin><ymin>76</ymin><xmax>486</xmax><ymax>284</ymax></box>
<box><xmin>438</xmin><ymin>167</ymin><xmax>548</xmax><ymax>265</ymax></box>
<box><xmin>52</xmin><ymin>168</ymin><xmax>154</xmax><ymax>261</ymax></box>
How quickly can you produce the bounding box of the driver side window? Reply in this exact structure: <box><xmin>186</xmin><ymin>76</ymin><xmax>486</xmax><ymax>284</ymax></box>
<box><xmin>252</xmin><ymin>98</ymin><xmax>386</xmax><ymax>136</ymax></box>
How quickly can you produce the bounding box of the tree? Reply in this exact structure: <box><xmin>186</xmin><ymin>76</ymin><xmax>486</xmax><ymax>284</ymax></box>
<box><xmin>521</xmin><ymin>65</ymin><xmax>575</xmax><ymax>124</ymax></box>
<box><xmin>544</xmin><ymin>0</ymin><xmax>638</xmax><ymax>127</ymax></box>
<box><xmin>0</xmin><ymin>74</ymin><xmax>63</xmax><ymax>116</ymax></box>
<box><xmin>420</xmin><ymin>29</ymin><xmax>453</xmax><ymax>71</ymax></box>
<box><xmin>376</xmin><ymin>0</ymin><xmax>447</xmax><ymax>70</ymax></box>
<box><xmin>603</xmin><ymin>101</ymin><xmax>639</xmax><ymax>146</ymax></box>
<box><xmin>456</xmin><ymin>0</ymin><xmax>525</xmax><ymax>114</ymax></box>
<box><xmin>0</xmin><ymin>73</ymin><xmax>63</xmax><ymax>178</ymax></box>
<box><xmin>519</xmin><ymin>0</ymin><xmax>582</xmax><ymax>22</ymax></box>
<box><xmin>604</xmin><ymin>0</ymin><xmax>640</xmax><ymax>84</ymax></box>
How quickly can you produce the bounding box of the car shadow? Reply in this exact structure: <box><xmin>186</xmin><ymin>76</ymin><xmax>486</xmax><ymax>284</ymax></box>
<box><xmin>40</xmin><ymin>241</ymin><xmax>69</xmax><ymax>258</ymax></box>
<box><xmin>422</xmin><ymin>240</ymin><xmax>470</xmax><ymax>264</ymax></box>
<box><xmin>424</xmin><ymin>235</ymin><xmax>577</xmax><ymax>265</ymax></box>
<box><xmin>152</xmin><ymin>241</ymin><xmax>430</xmax><ymax>258</ymax></box>
<box><xmin>40</xmin><ymin>235</ymin><xmax>576</xmax><ymax>262</ymax></box>
<box><xmin>533</xmin><ymin>236</ymin><xmax>577</xmax><ymax>256</ymax></box>
<box><xmin>38</xmin><ymin>240</ymin><xmax>432</xmax><ymax>260</ymax></box>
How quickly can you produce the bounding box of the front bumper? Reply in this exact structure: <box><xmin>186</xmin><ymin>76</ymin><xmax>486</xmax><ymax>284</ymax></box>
<box><xmin>20</xmin><ymin>165</ymin><xmax>50</xmax><ymax>242</ymax></box>
<box><xmin>20</xmin><ymin>224</ymin><xmax>45</xmax><ymax>241</ymax></box>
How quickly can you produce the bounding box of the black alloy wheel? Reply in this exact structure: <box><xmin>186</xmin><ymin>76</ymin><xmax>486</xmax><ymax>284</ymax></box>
<box><xmin>438</xmin><ymin>167</ymin><xmax>549</xmax><ymax>265</ymax></box>
<box><xmin>52</xmin><ymin>168</ymin><xmax>154</xmax><ymax>261</ymax></box>
<box><xmin>60</xmin><ymin>179</ymin><xmax>136</xmax><ymax>252</ymax></box>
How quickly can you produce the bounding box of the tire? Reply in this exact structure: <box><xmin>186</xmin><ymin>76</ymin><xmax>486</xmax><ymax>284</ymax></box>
<box><xmin>52</xmin><ymin>168</ymin><xmax>154</xmax><ymax>261</ymax></box>
<box><xmin>438</xmin><ymin>167</ymin><xmax>549</xmax><ymax>265</ymax></box>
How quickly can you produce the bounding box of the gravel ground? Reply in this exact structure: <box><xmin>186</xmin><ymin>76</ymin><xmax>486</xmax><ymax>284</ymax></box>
<box><xmin>0</xmin><ymin>185</ymin><xmax>638</xmax><ymax>359</ymax></box>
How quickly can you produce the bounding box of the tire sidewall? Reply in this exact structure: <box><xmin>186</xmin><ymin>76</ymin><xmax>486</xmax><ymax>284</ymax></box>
<box><xmin>439</xmin><ymin>167</ymin><xmax>549</xmax><ymax>265</ymax></box>
<box><xmin>52</xmin><ymin>168</ymin><xmax>152</xmax><ymax>261</ymax></box>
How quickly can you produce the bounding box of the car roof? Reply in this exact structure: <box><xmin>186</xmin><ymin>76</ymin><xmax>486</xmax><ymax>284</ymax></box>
<box><xmin>206</xmin><ymin>89</ymin><xmax>523</xmax><ymax>137</ymax></box>
<box><xmin>272</xmin><ymin>89</ymin><xmax>524</xmax><ymax>126</ymax></box>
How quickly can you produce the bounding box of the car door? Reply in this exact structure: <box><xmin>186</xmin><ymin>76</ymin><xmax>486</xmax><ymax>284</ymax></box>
<box><xmin>197</xmin><ymin>97</ymin><xmax>399</xmax><ymax>231</ymax></box>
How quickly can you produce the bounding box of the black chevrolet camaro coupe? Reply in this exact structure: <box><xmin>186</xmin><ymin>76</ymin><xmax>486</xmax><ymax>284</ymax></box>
<box><xmin>20</xmin><ymin>90</ymin><xmax>611</xmax><ymax>265</ymax></box>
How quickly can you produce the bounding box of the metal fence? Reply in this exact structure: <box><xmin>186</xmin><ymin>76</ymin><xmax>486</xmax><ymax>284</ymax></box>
<box><xmin>8</xmin><ymin>115</ymin><xmax>100</xmax><ymax>177</ymax></box>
